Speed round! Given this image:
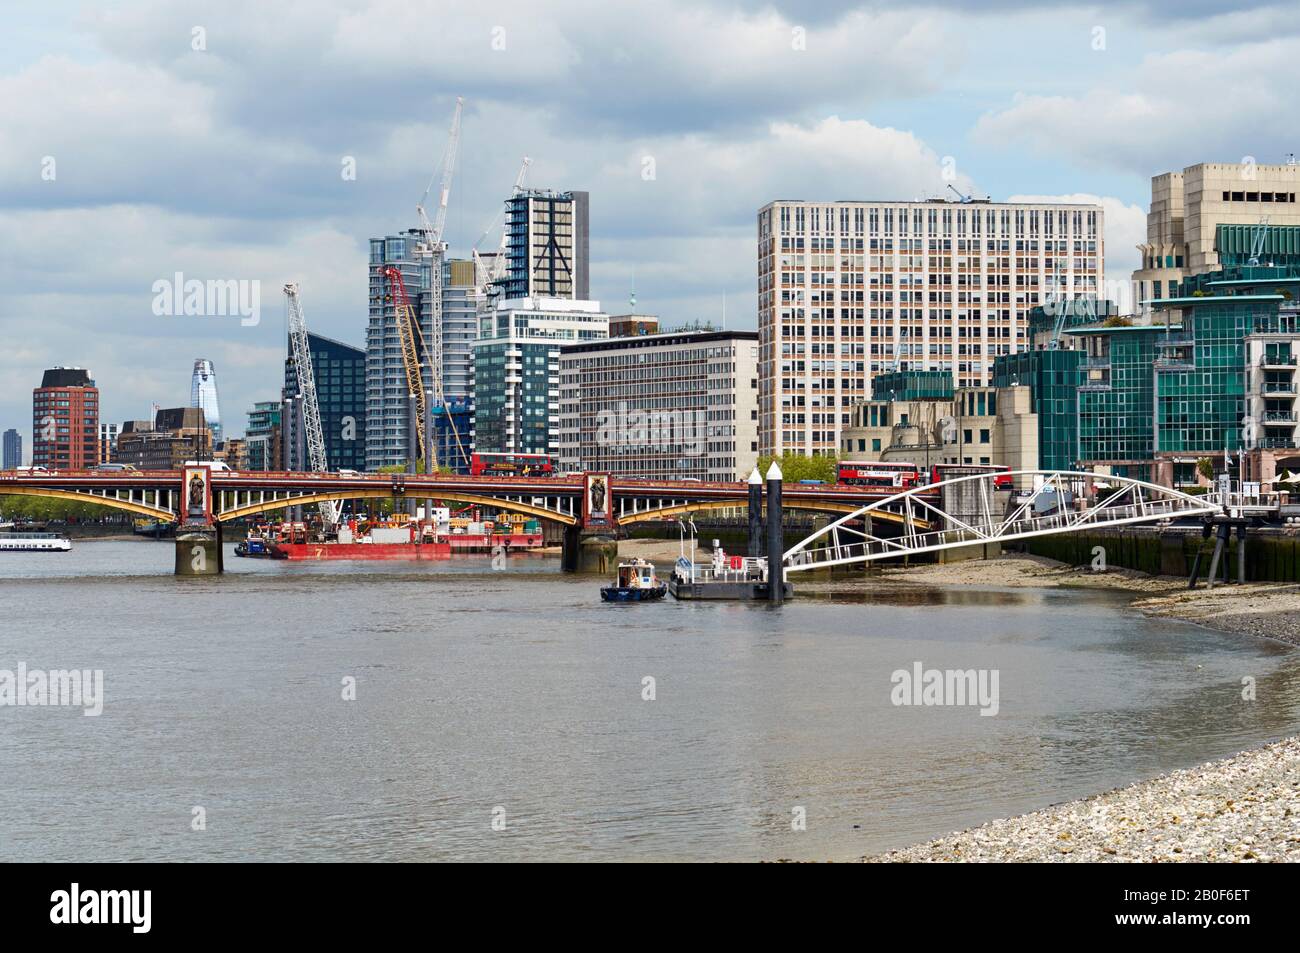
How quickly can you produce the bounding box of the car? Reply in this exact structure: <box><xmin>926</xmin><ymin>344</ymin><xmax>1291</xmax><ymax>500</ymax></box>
<box><xmin>337</xmin><ymin>469</ymin><xmax>360</xmax><ymax>476</ymax></box>
<box><xmin>15</xmin><ymin>465</ymin><xmax>50</xmax><ymax>473</ymax></box>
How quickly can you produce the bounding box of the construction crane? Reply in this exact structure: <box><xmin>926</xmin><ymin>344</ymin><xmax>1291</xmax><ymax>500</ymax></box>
<box><xmin>472</xmin><ymin>156</ymin><xmax>532</xmax><ymax>293</ymax></box>
<box><xmin>283</xmin><ymin>283</ymin><xmax>339</xmax><ymax>525</ymax></box>
<box><xmin>382</xmin><ymin>266</ymin><xmax>429</xmax><ymax>469</ymax></box>
<box><xmin>411</xmin><ymin>97</ymin><xmax>464</xmax><ymax>469</ymax></box>
<box><xmin>1248</xmin><ymin>216</ymin><xmax>1270</xmax><ymax>266</ymax></box>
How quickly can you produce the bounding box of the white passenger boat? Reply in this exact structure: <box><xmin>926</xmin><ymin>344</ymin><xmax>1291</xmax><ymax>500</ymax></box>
<box><xmin>0</xmin><ymin>531</ymin><xmax>72</xmax><ymax>552</ymax></box>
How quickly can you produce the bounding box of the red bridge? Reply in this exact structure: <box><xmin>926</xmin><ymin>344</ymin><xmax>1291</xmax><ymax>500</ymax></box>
<box><xmin>0</xmin><ymin>468</ymin><xmax>909</xmax><ymax>527</ymax></box>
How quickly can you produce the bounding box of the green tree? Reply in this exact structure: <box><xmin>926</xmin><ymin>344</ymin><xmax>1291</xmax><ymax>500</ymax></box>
<box><xmin>754</xmin><ymin>452</ymin><xmax>839</xmax><ymax>484</ymax></box>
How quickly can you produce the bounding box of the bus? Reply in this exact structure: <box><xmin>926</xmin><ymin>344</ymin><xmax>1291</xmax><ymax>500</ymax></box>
<box><xmin>836</xmin><ymin>460</ymin><xmax>922</xmax><ymax>489</ymax></box>
<box><xmin>469</xmin><ymin>452</ymin><xmax>556</xmax><ymax>478</ymax></box>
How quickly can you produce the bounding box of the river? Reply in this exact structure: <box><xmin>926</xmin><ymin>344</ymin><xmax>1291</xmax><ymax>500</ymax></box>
<box><xmin>1</xmin><ymin>539</ymin><xmax>1297</xmax><ymax>861</ymax></box>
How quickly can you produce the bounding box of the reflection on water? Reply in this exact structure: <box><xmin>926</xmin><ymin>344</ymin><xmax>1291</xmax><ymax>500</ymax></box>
<box><xmin>0</xmin><ymin>540</ymin><xmax>1297</xmax><ymax>862</ymax></box>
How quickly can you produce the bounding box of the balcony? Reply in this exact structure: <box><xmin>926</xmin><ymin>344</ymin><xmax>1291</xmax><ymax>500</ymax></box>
<box><xmin>1260</xmin><ymin>354</ymin><xmax>1298</xmax><ymax>370</ymax></box>
<box><xmin>1080</xmin><ymin>357</ymin><xmax>1110</xmax><ymax>370</ymax></box>
<box><xmin>1155</xmin><ymin>332</ymin><xmax>1194</xmax><ymax>346</ymax></box>
<box><xmin>1263</xmin><ymin>411</ymin><xmax>1297</xmax><ymax>425</ymax></box>
<box><xmin>1260</xmin><ymin>381</ymin><xmax>1298</xmax><ymax>397</ymax></box>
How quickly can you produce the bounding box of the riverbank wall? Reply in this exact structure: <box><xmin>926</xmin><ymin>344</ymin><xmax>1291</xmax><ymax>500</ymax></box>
<box><xmin>1025</xmin><ymin>528</ymin><xmax>1300</xmax><ymax>583</ymax></box>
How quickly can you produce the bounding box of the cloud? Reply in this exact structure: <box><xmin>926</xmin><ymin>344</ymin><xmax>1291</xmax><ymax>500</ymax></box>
<box><xmin>974</xmin><ymin>38</ymin><xmax>1298</xmax><ymax>178</ymax></box>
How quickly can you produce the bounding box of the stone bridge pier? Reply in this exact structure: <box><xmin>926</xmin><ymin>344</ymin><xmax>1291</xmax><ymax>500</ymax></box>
<box><xmin>176</xmin><ymin>522</ymin><xmax>223</xmax><ymax>576</ymax></box>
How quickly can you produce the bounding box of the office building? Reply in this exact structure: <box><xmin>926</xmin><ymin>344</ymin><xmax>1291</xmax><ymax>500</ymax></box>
<box><xmin>839</xmin><ymin>369</ymin><xmax>1038</xmax><ymax>479</ymax></box>
<box><xmin>3</xmin><ymin>428</ymin><xmax>21</xmax><ymax>469</ymax></box>
<box><xmin>557</xmin><ymin>329</ymin><xmax>759</xmax><ymax>481</ymax></box>
<box><xmin>1132</xmin><ymin>162</ymin><xmax>1300</xmax><ymax>309</ymax></box>
<box><xmin>366</xmin><ymin>234</ymin><xmax>481</xmax><ymax>469</ymax></box>
<box><xmin>502</xmin><ymin>189</ymin><xmax>590</xmax><ymax>300</ymax></box>
<box><xmin>113</xmin><ymin>407</ymin><xmax>210</xmax><ymax>470</ymax></box>
<box><xmin>757</xmin><ymin>196</ymin><xmax>1105</xmax><ymax>457</ymax></box>
<box><xmin>245</xmin><ymin>402</ymin><xmax>282</xmax><ymax>471</ymax></box>
<box><xmin>98</xmin><ymin>423</ymin><xmax>118</xmax><ymax>465</ymax></box>
<box><xmin>472</xmin><ymin>297</ymin><xmax>608</xmax><ymax>457</ymax></box>
<box><xmin>283</xmin><ymin>331</ymin><xmax>367</xmax><ymax>472</ymax></box>
<box><xmin>190</xmin><ymin>359</ymin><xmax>222</xmax><ymax>447</ymax></box>
<box><xmin>32</xmin><ymin>367</ymin><xmax>99</xmax><ymax>470</ymax></box>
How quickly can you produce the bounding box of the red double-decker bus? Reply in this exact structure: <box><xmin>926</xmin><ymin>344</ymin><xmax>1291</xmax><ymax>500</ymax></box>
<box><xmin>836</xmin><ymin>460</ymin><xmax>921</xmax><ymax>489</ymax></box>
<box><xmin>469</xmin><ymin>452</ymin><xmax>556</xmax><ymax>478</ymax></box>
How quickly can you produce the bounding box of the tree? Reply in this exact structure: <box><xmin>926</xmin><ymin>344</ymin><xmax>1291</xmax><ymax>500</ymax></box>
<box><xmin>1196</xmin><ymin>457</ymin><xmax>1215</xmax><ymax>482</ymax></box>
<box><xmin>754</xmin><ymin>452</ymin><xmax>839</xmax><ymax>484</ymax></box>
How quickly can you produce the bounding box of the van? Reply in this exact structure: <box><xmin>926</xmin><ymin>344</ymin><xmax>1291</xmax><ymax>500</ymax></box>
<box><xmin>184</xmin><ymin>460</ymin><xmax>231</xmax><ymax>471</ymax></box>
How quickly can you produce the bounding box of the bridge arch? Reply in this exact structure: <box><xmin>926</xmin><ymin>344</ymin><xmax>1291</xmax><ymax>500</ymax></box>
<box><xmin>215</xmin><ymin>488</ymin><xmax>579</xmax><ymax>525</ymax></box>
<box><xmin>782</xmin><ymin>470</ymin><xmax>1220</xmax><ymax>572</ymax></box>
<box><xmin>0</xmin><ymin>485</ymin><xmax>176</xmax><ymax>522</ymax></box>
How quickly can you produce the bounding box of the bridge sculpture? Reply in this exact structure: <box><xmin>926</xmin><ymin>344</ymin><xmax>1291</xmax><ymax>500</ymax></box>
<box><xmin>783</xmin><ymin>470</ymin><xmax>1222</xmax><ymax>572</ymax></box>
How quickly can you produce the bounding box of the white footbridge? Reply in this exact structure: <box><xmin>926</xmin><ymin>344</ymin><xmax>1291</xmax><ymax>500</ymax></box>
<box><xmin>783</xmin><ymin>470</ymin><xmax>1222</xmax><ymax>572</ymax></box>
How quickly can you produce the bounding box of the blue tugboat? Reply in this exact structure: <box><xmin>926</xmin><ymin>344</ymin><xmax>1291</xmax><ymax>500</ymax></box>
<box><xmin>600</xmin><ymin>558</ymin><xmax>667</xmax><ymax>602</ymax></box>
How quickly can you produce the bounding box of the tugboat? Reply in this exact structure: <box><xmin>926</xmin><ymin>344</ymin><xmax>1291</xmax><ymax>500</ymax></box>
<box><xmin>233</xmin><ymin>527</ymin><xmax>287</xmax><ymax>559</ymax></box>
<box><xmin>600</xmin><ymin>557</ymin><xmax>667</xmax><ymax>602</ymax></box>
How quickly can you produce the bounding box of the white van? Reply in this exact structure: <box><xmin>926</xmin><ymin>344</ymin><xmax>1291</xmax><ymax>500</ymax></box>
<box><xmin>184</xmin><ymin>460</ymin><xmax>231</xmax><ymax>471</ymax></box>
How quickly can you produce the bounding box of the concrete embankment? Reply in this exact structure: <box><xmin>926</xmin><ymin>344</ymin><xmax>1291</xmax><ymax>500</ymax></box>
<box><xmin>865</xmin><ymin>737</ymin><xmax>1300</xmax><ymax>862</ymax></box>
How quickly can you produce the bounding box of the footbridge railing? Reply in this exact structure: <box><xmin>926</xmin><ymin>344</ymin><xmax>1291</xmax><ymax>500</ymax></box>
<box><xmin>783</xmin><ymin>470</ymin><xmax>1223</xmax><ymax>572</ymax></box>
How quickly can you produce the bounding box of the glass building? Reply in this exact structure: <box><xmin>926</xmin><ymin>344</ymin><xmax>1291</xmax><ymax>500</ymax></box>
<box><xmin>190</xmin><ymin>359</ymin><xmax>222</xmax><ymax>446</ymax></box>
<box><xmin>283</xmin><ymin>332</ymin><xmax>367</xmax><ymax>472</ymax></box>
<box><xmin>2</xmin><ymin>428</ymin><xmax>21</xmax><ymax>469</ymax></box>
<box><xmin>472</xmin><ymin>298</ymin><xmax>608</xmax><ymax>457</ymax></box>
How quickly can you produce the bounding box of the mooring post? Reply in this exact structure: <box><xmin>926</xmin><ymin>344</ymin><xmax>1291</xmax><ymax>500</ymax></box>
<box><xmin>1237</xmin><ymin>524</ymin><xmax>1248</xmax><ymax>585</ymax></box>
<box><xmin>766</xmin><ymin>461</ymin><xmax>784</xmax><ymax>604</ymax></box>
<box><xmin>747</xmin><ymin>466</ymin><xmax>763</xmax><ymax>557</ymax></box>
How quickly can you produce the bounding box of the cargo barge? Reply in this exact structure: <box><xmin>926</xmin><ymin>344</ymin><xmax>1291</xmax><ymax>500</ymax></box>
<box><xmin>235</xmin><ymin>511</ymin><xmax>544</xmax><ymax>562</ymax></box>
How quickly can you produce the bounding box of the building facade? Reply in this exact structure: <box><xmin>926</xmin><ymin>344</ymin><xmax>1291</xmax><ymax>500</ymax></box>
<box><xmin>113</xmin><ymin>407</ymin><xmax>210</xmax><ymax>470</ymax></box>
<box><xmin>245</xmin><ymin>401</ymin><xmax>282</xmax><ymax>471</ymax></box>
<box><xmin>3</xmin><ymin>428</ymin><xmax>21</xmax><ymax>469</ymax></box>
<box><xmin>757</xmin><ymin>197</ymin><xmax>1104</xmax><ymax>457</ymax></box>
<box><xmin>97</xmin><ymin>422</ymin><xmax>119</xmax><ymax>464</ymax></box>
<box><xmin>366</xmin><ymin>236</ymin><xmax>481</xmax><ymax>470</ymax></box>
<box><xmin>1132</xmin><ymin>162</ymin><xmax>1300</xmax><ymax>309</ymax></box>
<box><xmin>557</xmin><ymin>330</ymin><xmax>760</xmax><ymax>481</ymax></box>
<box><xmin>502</xmin><ymin>189</ymin><xmax>590</xmax><ymax>301</ymax></box>
<box><xmin>32</xmin><ymin>367</ymin><xmax>99</xmax><ymax>470</ymax></box>
<box><xmin>283</xmin><ymin>331</ymin><xmax>367</xmax><ymax>472</ymax></box>
<box><xmin>472</xmin><ymin>297</ymin><xmax>608</xmax><ymax>457</ymax></box>
<box><xmin>190</xmin><ymin>359</ymin><xmax>222</xmax><ymax>447</ymax></box>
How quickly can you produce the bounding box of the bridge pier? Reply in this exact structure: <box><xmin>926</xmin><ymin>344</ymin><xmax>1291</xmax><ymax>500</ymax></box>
<box><xmin>175</xmin><ymin>523</ymin><xmax>222</xmax><ymax>576</ymax></box>
<box><xmin>561</xmin><ymin>526</ymin><xmax>618</xmax><ymax>574</ymax></box>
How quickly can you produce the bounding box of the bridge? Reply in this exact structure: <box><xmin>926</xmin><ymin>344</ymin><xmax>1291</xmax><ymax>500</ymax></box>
<box><xmin>1</xmin><ymin>467</ymin><xmax>1228</xmax><ymax>579</ymax></box>
<box><xmin>0</xmin><ymin>466</ymin><xmax>911</xmax><ymax>574</ymax></box>
<box><xmin>783</xmin><ymin>470</ymin><xmax>1222</xmax><ymax>572</ymax></box>
<box><xmin>0</xmin><ymin>468</ymin><xmax>903</xmax><ymax>526</ymax></box>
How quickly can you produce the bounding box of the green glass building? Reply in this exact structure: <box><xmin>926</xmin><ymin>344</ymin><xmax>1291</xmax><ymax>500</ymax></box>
<box><xmin>990</xmin><ymin>347</ymin><xmax>1084</xmax><ymax>472</ymax></box>
<box><xmin>871</xmin><ymin>369</ymin><xmax>953</xmax><ymax>403</ymax></box>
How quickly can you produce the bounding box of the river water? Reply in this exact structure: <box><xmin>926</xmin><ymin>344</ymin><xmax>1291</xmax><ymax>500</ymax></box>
<box><xmin>1</xmin><ymin>539</ymin><xmax>1297</xmax><ymax>862</ymax></box>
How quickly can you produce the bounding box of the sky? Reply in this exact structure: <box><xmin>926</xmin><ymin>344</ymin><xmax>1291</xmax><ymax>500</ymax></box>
<box><xmin>2</xmin><ymin>0</ymin><xmax>1297</xmax><ymax>446</ymax></box>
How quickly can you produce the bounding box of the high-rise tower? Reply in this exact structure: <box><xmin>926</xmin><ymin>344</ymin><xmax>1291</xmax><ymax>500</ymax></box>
<box><xmin>190</xmin><ymin>359</ymin><xmax>223</xmax><ymax>447</ymax></box>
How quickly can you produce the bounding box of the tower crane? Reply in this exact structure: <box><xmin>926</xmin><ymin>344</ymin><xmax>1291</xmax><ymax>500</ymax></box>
<box><xmin>412</xmin><ymin>96</ymin><xmax>464</xmax><ymax>470</ymax></box>
<box><xmin>283</xmin><ymin>283</ymin><xmax>339</xmax><ymax>525</ymax></box>
<box><xmin>472</xmin><ymin>156</ymin><xmax>531</xmax><ymax>293</ymax></box>
<box><xmin>382</xmin><ymin>266</ymin><xmax>429</xmax><ymax>469</ymax></box>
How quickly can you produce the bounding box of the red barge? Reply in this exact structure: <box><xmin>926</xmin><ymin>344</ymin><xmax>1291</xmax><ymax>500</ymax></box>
<box><xmin>236</xmin><ymin>512</ymin><xmax>545</xmax><ymax>562</ymax></box>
